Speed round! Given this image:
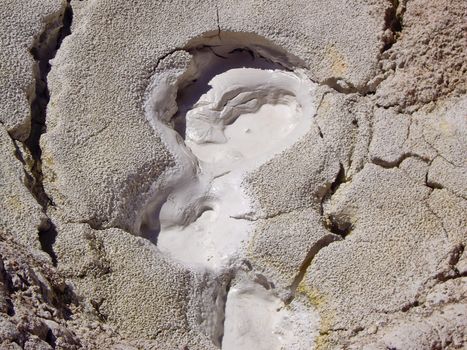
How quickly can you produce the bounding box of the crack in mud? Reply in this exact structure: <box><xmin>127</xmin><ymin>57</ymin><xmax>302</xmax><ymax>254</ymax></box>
<box><xmin>287</xmin><ymin>234</ymin><xmax>341</xmax><ymax>302</ymax></box>
<box><xmin>372</xmin><ymin>153</ymin><xmax>430</xmax><ymax>169</ymax></box>
<box><xmin>22</xmin><ymin>1</ymin><xmax>73</xmax><ymax>263</ymax></box>
<box><xmin>382</xmin><ymin>0</ymin><xmax>406</xmax><ymax>52</ymax></box>
<box><xmin>38</xmin><ymin>222</ymin><xmax>58</xmax><ymax>266</ymax></box>
<box><xmin>215</xmin><ymin>6</ymin><xmax>221</xmax><ymax>38</ymax></box>
<box><xmin>319</xmin><ymin>163</ymin><xmax>355</xmax><ymax>240</ymax></box>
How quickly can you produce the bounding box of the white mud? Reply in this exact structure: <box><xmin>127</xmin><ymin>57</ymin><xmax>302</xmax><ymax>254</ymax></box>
<box><xmin>143</xmin><ymin>44</ymin><xmax>318</xmax><ymax>348</ymax></box>
<box><xmin>222</xmin><ymin>276</ymin><xmax>319</xmax><ymax>350</ymax></box>
<box><xmin>157</xmin><ymin>66</ymin><xmax>315</xmax><ymax>269</ymax></box>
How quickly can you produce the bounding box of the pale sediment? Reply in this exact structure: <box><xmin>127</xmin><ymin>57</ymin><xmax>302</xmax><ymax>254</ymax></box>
<box><xmin>1</xmin><ymin>0</ymin><xmax>465</xmax><ymax>349</ymax></box>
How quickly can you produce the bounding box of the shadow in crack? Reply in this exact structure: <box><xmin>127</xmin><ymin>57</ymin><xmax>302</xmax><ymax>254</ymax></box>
<box><xmin>38</xmin><ymin>221</ymin><xmax>58</xmax><ymax>266</ymax></box>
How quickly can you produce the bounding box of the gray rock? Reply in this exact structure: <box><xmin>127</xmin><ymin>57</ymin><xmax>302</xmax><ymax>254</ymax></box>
<box><xmin>0</xmin><ymin>0</ymin><xmax>65</xmax><ymax>140</ymax></box>
<box><xmin>0</xmin><ymin>126</ymin><xmax>46</xmax><ymax>250</ymax></box>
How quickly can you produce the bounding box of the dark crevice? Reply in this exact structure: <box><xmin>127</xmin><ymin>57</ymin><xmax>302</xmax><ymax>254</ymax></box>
<box><xmin>448</xmin><ymin>244</ymin><xmax>464</xmax><ymax>267</ymax></box>
<box><xmin>9</xmin><ymin>138</ymin><xmax>44</xmax><ymax>205</ymax></box>
<box><xmin>314</xmin><ymin>120</ymin><xmax>324</xmax><ymax>139</ymax></box>
<box><xmin>11</xmin><ymin>139</ymin><xmax>26</xmax><ymax>164</ymax></box>
<box><xmin>425</xmin><ymin>171</ymin><xmax>444</xmax><ymax>191</ymax></box>
<box><xmin>215</xmin><ymin>6</ymin><xmax>221</xmax><ymax>38</ymax></box>
<box><xmin>424</xmin><ymin>158</ymin><xmax>443</xmax><ymax>191</ymax></box>
<box><xmin>24</xmin><ymin>1</ymin><xmax>73</xmax><ymax>263</ymax></box>
<box><xmin>82</xmin><ymin>231</ymin><xmax>112</xmax><ymax>277</ymax></box>
<box><xmin>144</xmin><ymin>47</ymin><xmax>185</xmax><ymax>85</ymax></box>
<box><xmin>401</xmin><ymin>299</ymin><xmax>419</xmax><ymax>312</ymax></box>
<box><xmin>372</xmin><ymin>153</ymin><xmax>430</xmax><ymax>170</ymax></box>
<box><xmin>253</xmin><ymin>273</ymin><xmax>275</xmax><ymax>290</ymax></box>
<box><xmin>324</xmin><ymin>215</ymin><xmax>352</xmax><ymax>239</ymax></box>
<box><xmin>320</xmin><ymin>162</ymin><xmax>347</xmax><ymax>216</ymax></box>
<box><xmin>434</xmin><ymin>244</ymin><xmax>465</xmax><ymax>282</ymax></box>
<box><xmin>25</xmin><ymin>1</ymin><xmax>72</xmax><ymax>209</ymax></box>
<box><xmin>6</xmin><ymin>299</ymin><xmax>15</xmax><ymax>316</ymax></box>
<box><xmin>38</xmin><ymin>221</ymin><xmax>58</xmax><ymax>266</ymax></box>
<box><xmin>51</xmin><ymin>283</ymin><xmax>75</xmax><ymax>321</ymax></box>
<box><xmin>389</xmin><ymin>245</ymin><xmax>466</xmax><ymax>318</ymax></box>
<box><xmin>425</xmin><ymin>181</ymin><xmax>444</xmax><ymax>191</ymax></box>
<box><xmin>5</xmin><ymin>135</ymin><xmax>43</xmax><ymax>211</ymax></box>
<box><xmin>138</xmin><ymin>192</ymin><xmax>170</xmax><ymax>244</ymax></box>
<box><xmin>287</xmin><ymin>234</ymin><xmax>341</xmax><ymax>302</ymax></box>
<box><xmin>45</xmin><ymin>329</ymin><xmax>57</xmax><ymax>348</ymax></box>
<box><xmin>319</xmin><ymin>163</ymin><xmax>354</xmax><ymax>238</ymax></box>
<box><xmin>382</xmin><ymin>0</ymin><xmax>406</xmax><ymax>52</ymax></box>
<box><xmin>91</xmin><ymin>298</ymin><xmax>108</xmax><ymax>322</ymax></box>
<box><xmin>330</xmin><ymin>163</ymin><xmax>346</xmax><ymax>194</ymax></box>
<box><xmin>351</xmin><ymin>326</ymin><xmax>364</xmax><ymax>336</ymax></box>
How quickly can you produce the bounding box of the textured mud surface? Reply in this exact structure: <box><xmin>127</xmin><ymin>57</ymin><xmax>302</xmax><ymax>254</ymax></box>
<box><xmin>0</xmin><ymin>0</ymin><xmax>466</xmax><ymax>349</ymax></box>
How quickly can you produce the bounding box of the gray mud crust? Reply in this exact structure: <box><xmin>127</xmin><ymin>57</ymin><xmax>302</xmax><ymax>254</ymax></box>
<box><xmin>0</xmin><ymin>0</ymin><xmax>466</xmax><ymax>349</ymax></box>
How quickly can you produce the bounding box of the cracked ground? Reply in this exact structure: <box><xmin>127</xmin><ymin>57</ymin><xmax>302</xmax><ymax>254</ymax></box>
<box><xmin>0</xmin><ymin>0</ymin><xmax>466</xmax><ymax>349</ymax></box>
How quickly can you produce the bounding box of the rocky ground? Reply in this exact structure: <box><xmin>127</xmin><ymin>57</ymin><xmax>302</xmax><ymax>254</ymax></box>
<box><xmin>0</xmin><ymin>0</ymin><xmax>465</xmax><ymax>349</ymax></box>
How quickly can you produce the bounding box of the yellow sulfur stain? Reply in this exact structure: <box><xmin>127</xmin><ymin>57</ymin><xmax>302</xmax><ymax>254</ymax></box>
<box><xmin>297</xmin><ymin>282</ymin><xmax>325</xmax><ymax>307</ymax></box>
<box><xmin>6</xmin><ymin>196</ymin><xmax>24</xmax><ymax>211</ymax></box>
<box><xmin>41</xmin><ymin>150</ymin><xmax>57</xmax><ymax>183</ymax></box>
<box><xmin>438</xmin><ymin>118</ymin><xmax>455</xmax><ymax>136</ymax></box>
<box><xmin>325</xmin><ymin>45</ymin><xmax>348</xmax><ymax>77</ymax></box>
<box><xmin>318</xmin><ymin>97</ymin><xmax>331</xmax><ymax>113</ymax></box>
<box><xmin>296</xmin><ymin>282</ymin><xmax>335</xmax><ymax>350</ymax></box>
<box><xmin>42</xmin><ymin>154</ymin><xmax>54</xmax><ymax>168</ymax></box>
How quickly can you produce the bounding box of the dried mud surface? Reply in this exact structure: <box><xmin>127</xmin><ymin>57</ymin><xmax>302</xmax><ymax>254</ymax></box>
<box><xmin>0</xmin><ymin>0</ymin><xmax>466</xmax><ymax>349</ymax></box>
